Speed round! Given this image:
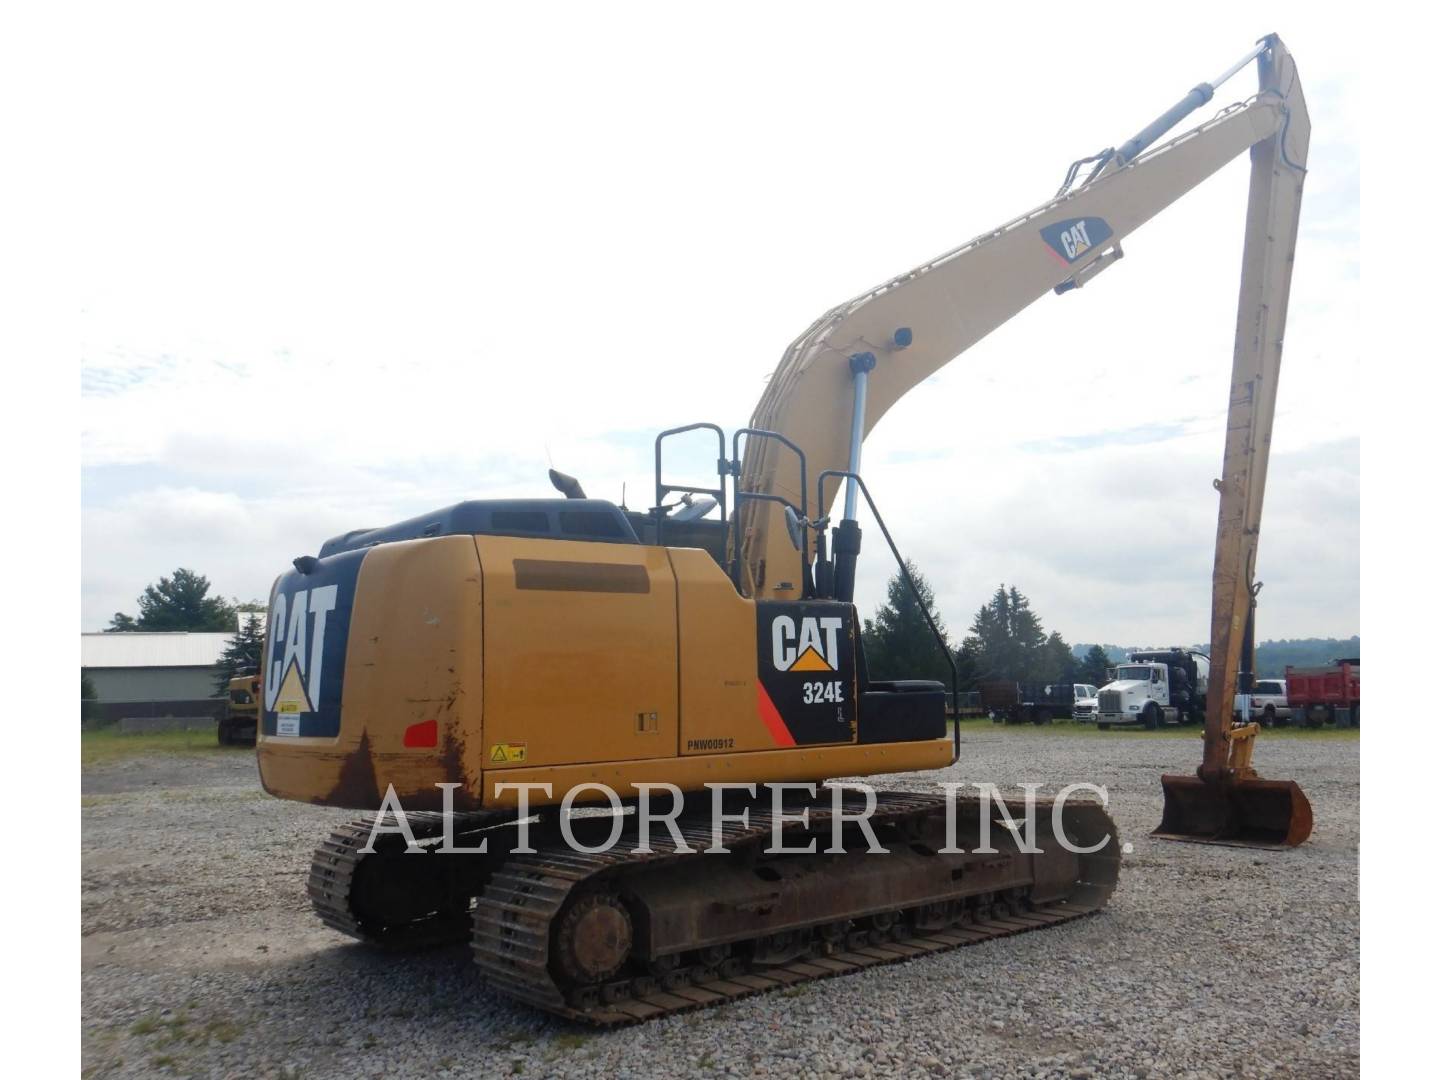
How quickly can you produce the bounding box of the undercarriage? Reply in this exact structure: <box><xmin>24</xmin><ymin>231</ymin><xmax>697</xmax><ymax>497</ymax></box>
<box><xmin>308</xmin><ymin>790</ymin><xmax>1119</xmax><ymax>1025</ymax></box>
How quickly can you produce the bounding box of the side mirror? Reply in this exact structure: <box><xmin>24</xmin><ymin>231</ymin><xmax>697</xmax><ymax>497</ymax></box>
<box><xmin>783</xmin><ymin>505</ymin><xmax>805</xmax><ymax>552</ymax></box>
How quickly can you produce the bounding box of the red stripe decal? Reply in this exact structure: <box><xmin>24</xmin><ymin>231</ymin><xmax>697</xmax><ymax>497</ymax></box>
<box><xmin>1044</xmin><ymin>243</ymin><xmax>1072</xmax><ymax>267</ymax></box>
<box><xmin>756</xmin><ymin>683</ymin><xmax>797</xmax><ymax>748</ymax></box>
<box><xmin>403</xmin><ymin>719</ymin><xmax>438</xmax><ymax>748</ymax></box>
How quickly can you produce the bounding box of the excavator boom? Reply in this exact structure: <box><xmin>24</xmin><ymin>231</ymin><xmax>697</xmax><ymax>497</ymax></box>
<box><xmin>740</xmin><ymin>35</ymin><xmax>1314</xmax><ymax>848</ymax></box>
<box><xmin>738</xmin><ymin>36</ymin><xmax>1306</xmax><ymax>603</ymax></box>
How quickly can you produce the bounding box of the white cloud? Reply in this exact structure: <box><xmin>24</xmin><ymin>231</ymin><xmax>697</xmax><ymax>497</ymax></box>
<box><xmin>78</xmin><ymin>6</ymin><xmax>1358</xmax><ymax>641</ymax></box>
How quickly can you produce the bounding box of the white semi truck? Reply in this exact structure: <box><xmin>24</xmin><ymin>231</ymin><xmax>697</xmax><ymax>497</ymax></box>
<box><xmin>1096</xmin><ymin>648</ymin><xmax>1210</xmax><ymax>730</ymax></box>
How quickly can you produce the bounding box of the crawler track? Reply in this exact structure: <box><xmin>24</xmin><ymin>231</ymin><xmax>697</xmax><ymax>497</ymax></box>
<box><xmin>470</xmin><ymin>791</ymin><xmax>1118</xmax><ymax>1025</ymax></box>
<box><xmin>308</xmin><ymin>811</ymin><xmax>509</xmax><ymax>947</ymax></box>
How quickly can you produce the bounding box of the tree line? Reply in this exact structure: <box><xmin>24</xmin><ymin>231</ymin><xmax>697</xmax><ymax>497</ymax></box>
<box><xmin>100</xmin><ymin>568</ymin><xmax>266</xmax><ymax>695</ymax></box>
<box><xmin>860</xmin><ymin>563</ymin><xmax>1111</xmax><ymax>690</ymax></box>
<box><xmin>1074</xmin><ymin>637</ymin><xmax>1359</xmax><ymax>679</ymax></box>
<box><xmin>861</xmin><ymin>562</ymin><xmax>1359</xmax><ymax>689</ymax></box>
<box><xmin>94</xmin><ymin>564</ymin><xmax>1354</xmax><ymax>704</ymax></box>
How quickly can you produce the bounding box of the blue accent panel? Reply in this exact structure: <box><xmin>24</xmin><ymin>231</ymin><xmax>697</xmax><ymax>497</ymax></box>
<box><xmin>262</xmin><ymin>547</ymin><xmax>367</xmax><ymax>739</ymax></box>
<box><xmin>318</xmin><ymin>499</ymin><xmax>637</xmax><ymax>559</ymax></box>
<box><xmin>1040</xmin><ymin>217</ymin><xmax>1115</xmax><ymax>264</ymax></box>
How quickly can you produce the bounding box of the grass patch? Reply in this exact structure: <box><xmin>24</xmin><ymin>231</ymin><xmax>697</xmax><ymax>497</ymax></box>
<box><xmin>955</xmin><ymin>716</ymin><xmax>1359</xmax><ymax>740</ymax></box>
<box><xmin>550</xmin><ymin>1033</ymin><xmax>590</xmax><ymax>1052</ymax></box>
<box><xmin>130</xmin><ymin>1015</ymin><xmax>162</xmax><ymax>1036</ymax></box>
<box><xmin>81</xmin><ymin>727</ymin><xmax>240</xmax><ymax>766</ymax></box>
<box><xmin>202</xmin><ymin>1019</ymin><xmax>241</xmax><ymax>1044</ymax></box>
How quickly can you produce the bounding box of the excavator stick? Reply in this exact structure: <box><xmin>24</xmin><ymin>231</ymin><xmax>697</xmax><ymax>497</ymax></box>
<box><xmin>1153</xmin><ymin>36</ymin><xmax>1314</xmax><ymax>850</ymax></box>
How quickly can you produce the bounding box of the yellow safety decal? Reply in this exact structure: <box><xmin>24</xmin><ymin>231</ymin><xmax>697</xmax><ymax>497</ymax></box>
<box><xmin>274</xmin><ymin>658</ymin><xmax>314</xmax><ymax>712</ymax></box>
<box><xmin>489</xmin><ymin>742</ymin><xmax>528</xmax><ymax>764</ymax></box>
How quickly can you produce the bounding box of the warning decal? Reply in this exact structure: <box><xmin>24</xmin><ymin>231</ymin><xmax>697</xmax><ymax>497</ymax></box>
<box><xmin>488</xmin><ymin>743</ymin><xmax>528</xmax><ymax>765</ymax></box>
<box><xmin>274</xmin><ymin>659</ymin><xmax>314</xmax><ymax>713</ymax></box>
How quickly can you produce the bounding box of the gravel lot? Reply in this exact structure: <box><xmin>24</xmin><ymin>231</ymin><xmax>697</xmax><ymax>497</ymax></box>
<box><xmin>81</xmin><ymin>728</ymin><xmax>1359</xmax><ymax>1079</ymax></box>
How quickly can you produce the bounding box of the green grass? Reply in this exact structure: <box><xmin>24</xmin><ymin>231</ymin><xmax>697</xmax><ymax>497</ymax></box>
<box><xmin>129</xmin><ymin>1015</ymin><xmax>162</xmax><ymax>1037</ymax></box>
<box><xmin>81</xmin><ymin>727</ymin><xmax>242</xmax><ymax>766</ymax></box>
<box><xmin>80</xmin><ymin>714</ymin><xmax>1353</xmax><ymax>768</ymax></box>
<box><xmin>952</xmin><ymin>716</ymin><xmax>1359</xmax><ymax>740</ymax></box>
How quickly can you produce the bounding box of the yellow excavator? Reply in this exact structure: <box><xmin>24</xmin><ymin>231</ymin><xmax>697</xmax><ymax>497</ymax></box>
<box><xmin>259</xmin><ymin>35</ymin><xmax>1312</xmax><ymax>1023</ymax></box>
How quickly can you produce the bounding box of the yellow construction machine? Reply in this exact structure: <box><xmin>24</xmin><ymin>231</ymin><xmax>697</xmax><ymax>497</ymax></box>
<box><xmin>220</xmin><ymin>671</ymin><xmax>260</xmax><ymax>746</ymax></box>
<box><xmin>259</xmin><ymin>35</ymin><xmax>1312</xmax><ymax>1022</ymax></box>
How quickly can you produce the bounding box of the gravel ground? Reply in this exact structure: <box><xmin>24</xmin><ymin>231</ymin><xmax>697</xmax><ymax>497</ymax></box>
<box><xmin>81</xmin><ymin>729</ymin><xmax>1359</xmax><ymax>1079</ymax></box>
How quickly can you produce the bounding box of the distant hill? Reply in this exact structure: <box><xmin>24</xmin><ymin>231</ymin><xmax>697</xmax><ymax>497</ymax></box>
<box><xmin>1074</xmin><ymin>637</ymin><xmax>1359</xmax><ymax>678</ymax></box>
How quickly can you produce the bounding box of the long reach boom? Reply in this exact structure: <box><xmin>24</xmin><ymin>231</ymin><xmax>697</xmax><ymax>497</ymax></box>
<box><xmin>741</xmin><ymin>34</ymin><xmax>1312</xmax><ymax>847</ymax></box>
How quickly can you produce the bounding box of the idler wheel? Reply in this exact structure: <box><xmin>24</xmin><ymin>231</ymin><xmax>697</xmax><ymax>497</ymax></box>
<box><xmin>554</xmin><ymin>893</ymin><xmax>633</xmax><ymax>986</ymax></box>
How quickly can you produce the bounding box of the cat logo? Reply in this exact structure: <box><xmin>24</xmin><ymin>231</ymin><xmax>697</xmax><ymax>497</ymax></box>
<box><xmin>1040</xmin><ymin>216</ymin><xmax>1115</xmax><ymax>265</ymax></box>
<box><xmin>264</xmin><ymin>585</ymin><xmax>339</xmax><ymax>732</ymax></box>
<box><xmin>771</xmin><ymin>614</ymin><xmax>845</xmax><ymax>673</ymax></box>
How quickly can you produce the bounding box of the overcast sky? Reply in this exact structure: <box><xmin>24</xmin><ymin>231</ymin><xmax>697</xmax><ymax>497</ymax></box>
<box><xmin>78</xmin><ymin>5</ymin><xmax>1358</xmax><ymax>647</ymax></box>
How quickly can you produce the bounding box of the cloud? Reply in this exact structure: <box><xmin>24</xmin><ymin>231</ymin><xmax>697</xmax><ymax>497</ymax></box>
<box><xmin>78</xmin><ymin>9</ymin><xmax>1359</xmax><ymax>641</ymax></box>
<box><xmin>1019</xmin><ymin>422</ymin><xmax>1193</xmax><ymax>454</ymax></box>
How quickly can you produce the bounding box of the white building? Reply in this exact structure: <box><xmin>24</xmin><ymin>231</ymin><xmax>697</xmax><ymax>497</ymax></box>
<box><xmin>81</xmin><ymin>631</ymin><xmax>234</xmax><ymax>707</ymax></box>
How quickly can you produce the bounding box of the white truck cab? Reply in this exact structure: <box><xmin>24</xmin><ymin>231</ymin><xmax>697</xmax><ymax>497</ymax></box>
<box><xmin>1097</xmin><ymin>649</ymin><xmax>1209</xmax><ymax>730</ymax></box>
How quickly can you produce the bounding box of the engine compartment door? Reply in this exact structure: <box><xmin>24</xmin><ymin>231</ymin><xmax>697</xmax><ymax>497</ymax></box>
<box><xmin>477</xmin><ymin>536</ymin><xmax>678</xmax><ymax>769</ymax></box>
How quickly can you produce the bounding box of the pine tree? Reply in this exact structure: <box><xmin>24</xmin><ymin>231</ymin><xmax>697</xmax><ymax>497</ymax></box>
<box><xmin>1079</xmin><ymin>644</ymin><xmax>1112</xmax><ymax>686</ymax></box>
<box><xmin>81</xmin><ymin>672</ymin><xmax>102</xmax><ymax>724</ymax></box>
<box><xmin>953</xmin><ymin>638</ymin><xmax>981</xmax><ymax>692</ymax></box>
<box><xmin>214</xmin><ymin>613</ymin><xmax>266</xmax><ymax>695</ymax></box>
<box><xmin>860</xmin><ymin>561</ymin><xmax>952</xmax><ymax>685</ymax></box>
<box><xmin>1039</xmin><ymin>631</ymin><xmax>1078</xmax><ymax>684</ymax></box>
<box><xmin>962</xmin><ymin>584</ymin><xmax>1071</xmax><ymax>682</ymax></box>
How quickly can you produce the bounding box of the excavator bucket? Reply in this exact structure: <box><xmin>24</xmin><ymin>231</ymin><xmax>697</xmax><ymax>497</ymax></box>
<box><xmin>1154</xmin><ymin>774</ymin><xmax>1313</xmax><ymax>848</ymax></box>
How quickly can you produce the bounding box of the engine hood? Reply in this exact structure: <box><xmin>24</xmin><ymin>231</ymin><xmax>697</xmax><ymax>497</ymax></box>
<box><xmin>1101</xmin><ymin>680</ymin><xmax>1149</xmax><ymax>696</ymax></box>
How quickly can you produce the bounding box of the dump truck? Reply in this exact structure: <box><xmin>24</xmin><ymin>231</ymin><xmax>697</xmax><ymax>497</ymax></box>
<box><xmin>1286</xmin><ymin>659</ymin><xmax>1360</xmax><ymax>727</ymax></box>
<box><xmin>256</xmin><ymin>35</ymin><xmax>1313</xmax><ymax>1024</ymax></box>
<box><xmin>1097</xmin><ymin>648</ymin><xmax>1209</xmax><ymax>729</ymax></box>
